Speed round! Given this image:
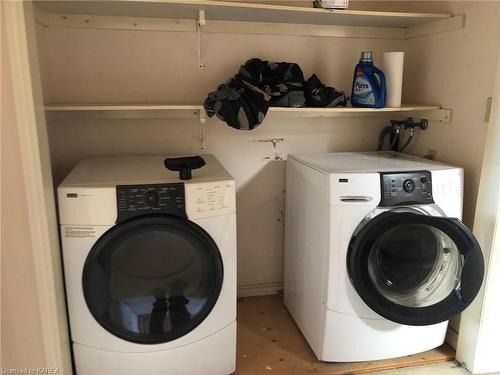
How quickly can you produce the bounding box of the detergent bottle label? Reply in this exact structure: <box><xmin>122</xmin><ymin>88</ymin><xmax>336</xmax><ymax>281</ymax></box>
<box><xmin>353</xmin><ymin>76</ymin><xmax>375</xmax><ymax>105</ymax></box>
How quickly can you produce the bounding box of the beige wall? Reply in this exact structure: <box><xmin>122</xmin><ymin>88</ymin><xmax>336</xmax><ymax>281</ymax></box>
<box><xmin>38</xmin><ymin>20</ymin><xmax>405</xmax><ymax>291</ymax></box>
<box><xmin>1</xmin><ymin>13</ymin><xmax>47</xmax><ymax>369</ymax></box>
<box><xmin>35</xmin><ymin>2</ymin><xmax>500</xmax><ymax>294</ymax></box>
<box><xmin>402</xmin><ymin>1</ymin><xmax>500</xmax><ymax>227</ymax></box>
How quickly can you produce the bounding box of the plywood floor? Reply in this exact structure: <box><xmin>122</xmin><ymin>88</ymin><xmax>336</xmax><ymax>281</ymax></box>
<box><xmin>236</xmin><ymin>295</ymin><xmax>455</xmax><ymax>375</ymax></box>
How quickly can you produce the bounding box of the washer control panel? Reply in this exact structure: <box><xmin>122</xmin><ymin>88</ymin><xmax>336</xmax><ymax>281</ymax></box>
<box><xmin>116</xmin><ymin>183</ymin><xmax>186</xmax><ymax>222</ymax></box>
<box><xmin>185</xmin><ymin>180</ymin><xmax>236</xmax><ymax>219</ymax></box>
<box><xmin>380</xmin><ymin>171</ymin><xmax>433</xmax><ymax>206</ymax></box>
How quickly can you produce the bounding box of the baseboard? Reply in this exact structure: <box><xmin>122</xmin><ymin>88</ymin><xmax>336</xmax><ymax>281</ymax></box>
<box><xmin>237</xmin><ymin>282</ymin><xmax>283</xmax><ymax>298</ymax></box>
<box><xmin>445</xmin><ymin>325</ymin><xmax>459</xmax><ymax>350</ymax></box>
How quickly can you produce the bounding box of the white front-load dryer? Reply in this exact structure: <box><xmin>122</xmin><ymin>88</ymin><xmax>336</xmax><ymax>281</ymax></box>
<box><xmin>284</xmin><ymin>151</ymin><xmax>484</xmax><ymax>362</ymax></box>
<box><xmin>58</xmin><ymin>155</ymin><xmax>236</xmax><ymax>375</ymax></box>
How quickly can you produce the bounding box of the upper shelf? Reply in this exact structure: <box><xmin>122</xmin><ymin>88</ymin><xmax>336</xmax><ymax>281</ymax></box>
<box><xmin>34</xmin><ymin>1</ymin><xmax>464</xmax><ymax>40</ymax></box>
<box><xmin>44</xmin><ymin>104</ymin><xmax>452</xmax><ymax>123</ymax></box>
<box><xmin>35</xmin><ymin>1</ymin><xmax>451</xmax><ymax>28</ymax></box>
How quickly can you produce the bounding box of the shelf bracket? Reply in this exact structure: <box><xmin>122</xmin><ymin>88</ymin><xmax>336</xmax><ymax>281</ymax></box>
<box><xmin>199</xmin><ymin>108</ymin><xmax>207</xmax><ymax>150</ymax></box>
<box><xmin>197</xmin><ymin>10</ymin><xmax>206</xmax><ymax>68</ymax></box>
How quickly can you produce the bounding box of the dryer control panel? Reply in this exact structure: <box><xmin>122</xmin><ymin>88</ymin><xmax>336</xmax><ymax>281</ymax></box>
<box><xmin>116</xmin><ymin>183</ymin><xmax>186</xmax><ymax>222</ymax></box>
<box><xmin>185</xmin><ymin>180</ymin><xmax>236</xmax><ymax>219</ymax></box>
<box><xmin>380</xmin><ymin>171</ymin><xmax>433</xmax><ymax>206</ymax></box>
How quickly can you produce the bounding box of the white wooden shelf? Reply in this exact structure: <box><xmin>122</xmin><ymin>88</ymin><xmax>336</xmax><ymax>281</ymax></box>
<box><xmin>34</xmin><ymin>1</ymin><xmax>464</xmax><ymax>40</ymax></box>
<box><xmin>44</xmin><ymin>104</ymin><xmax>452</xmax><ymax>123</ymax></box>
<box><xmin>45</xmin><ymin>104</ymin><xmax>205</xmax><ymax>121</ymax></box>
<box><xmin>35</xmin><ymin>1</ymin><xmax>451</xmax><ymax>27</ymax></box>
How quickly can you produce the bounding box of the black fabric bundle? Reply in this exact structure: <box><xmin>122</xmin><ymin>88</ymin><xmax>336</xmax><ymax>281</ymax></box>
<box><xmin>203</xmin><ymin>58</ymin><xmax>347</xmax><ymax>130</ymax></box>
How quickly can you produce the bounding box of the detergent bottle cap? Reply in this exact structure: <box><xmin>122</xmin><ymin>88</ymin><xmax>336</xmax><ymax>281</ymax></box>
<box><xmin>360</xmin><ymin>51</ymin><xmax>373</xmax><ymax>61</ymax></box>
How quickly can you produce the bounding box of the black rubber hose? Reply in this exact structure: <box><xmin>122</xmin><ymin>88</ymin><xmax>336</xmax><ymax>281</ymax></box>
<box><xmin>389</xmin><ymin>126</ymin><xmax>400</xmax><ymax>151</ymax></box>
<box><xmin>377</xmin><ymin>126</ymin><xmax>393</xmax><ymax>151</ymax></box>
<box><xmin>399</xmin><ymin>129</ymin><xmax>415</xmax><ymax>152</ymax></box>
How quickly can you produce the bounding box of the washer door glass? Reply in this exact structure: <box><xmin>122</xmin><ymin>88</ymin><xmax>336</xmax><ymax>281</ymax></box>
<box><xmin>83</xmin><ymin>215</ymin><xmax>223</xmax><ymax>344</ymax></box>
<box><xmin>367</xmin><ymin>223</ymin><xmax>461</xmax><ymax>307</ymax></box>
<box><xmin>348</xmin><ymin>211</ymin><xmax>484</xmax><ymax>326</ymax></box>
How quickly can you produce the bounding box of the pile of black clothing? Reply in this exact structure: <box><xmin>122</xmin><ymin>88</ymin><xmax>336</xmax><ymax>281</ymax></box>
<box><xmin>203</xmin><ymin>58</ymin><xmax>347</xmax><ymax>130</ymax></box>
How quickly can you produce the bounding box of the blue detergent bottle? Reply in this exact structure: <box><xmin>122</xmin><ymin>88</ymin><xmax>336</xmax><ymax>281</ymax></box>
<box><xmin>351</xmin><ymin>51</ymin><xmax>386</xmax><ymax>108</ymax></box>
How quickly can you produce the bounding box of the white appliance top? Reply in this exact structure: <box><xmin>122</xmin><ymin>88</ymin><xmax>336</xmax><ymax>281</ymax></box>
<box><xmin>289</xmin><ymin>151</ymin><xmax>458</xmax><ymax>174</ymax></box>
<box><xmin>59</xmin><ymin>154</ymin><xmax>233</xmax><ymax>188</ymax></box>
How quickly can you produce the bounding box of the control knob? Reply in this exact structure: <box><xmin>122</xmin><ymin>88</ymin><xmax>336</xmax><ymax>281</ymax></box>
<box><xmin>144</xmin><ymin>191</ymin><xmax>160</xmax><ymax>207</ymax></box>
<box><xmin>403</xmin><ymin>179</ymin><xmax>415</xmax><ymax>193</ymax></box>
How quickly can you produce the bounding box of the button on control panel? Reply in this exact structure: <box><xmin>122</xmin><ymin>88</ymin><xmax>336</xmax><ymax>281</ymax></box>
<box><xmin>380</xmin><ymin>171</ymin><xmax>433</xmax><ymax>206</ymax></box>
<box><xmin>116</xmin><ymin>183</ymin><xmax>186</xmax><ymax>222</ymax></box>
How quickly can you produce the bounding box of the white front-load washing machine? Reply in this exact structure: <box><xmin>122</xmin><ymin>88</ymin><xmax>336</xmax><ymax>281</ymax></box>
<box><xmin>284</xmin><ymin>151</ymin><xmax>484</xmax><ymax>362</ymax></box>
<box><xmin>58</xmin><ymin>155</ymin><xmax>236</xmax><ymax>375</ymax></box>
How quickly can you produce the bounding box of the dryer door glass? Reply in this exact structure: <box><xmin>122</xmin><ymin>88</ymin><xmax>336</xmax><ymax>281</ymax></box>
<box><xmin>82</xmin><ymin>215</ymin><xmax>223</xmax><ymax>344</ymax></box>
<box><xmin>348</xmin><ymin>212</ymin><xmax>484</xmax><ymax>326</ymax></box>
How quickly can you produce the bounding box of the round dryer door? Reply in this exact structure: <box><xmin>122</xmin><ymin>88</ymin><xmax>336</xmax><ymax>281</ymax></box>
<box><xmin>347</xmin><ymin>211</ymin><xmax>484</xmax><ymax>326</ymax></box>
<box><xmin>82</xmin><ymin>215</ymin><xmax>223</xmax><ymax>344</ymax></box>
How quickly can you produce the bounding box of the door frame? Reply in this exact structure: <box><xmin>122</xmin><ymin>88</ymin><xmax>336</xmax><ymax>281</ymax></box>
<box><xmin>456</xmin><ymin>41</ymin><xmax>500</xmax><ymax>374</ymax></box>
<box><xmin>3</xmin><ymin>1</ymin><xmax>72</xmax><ymax>373</ymax></box>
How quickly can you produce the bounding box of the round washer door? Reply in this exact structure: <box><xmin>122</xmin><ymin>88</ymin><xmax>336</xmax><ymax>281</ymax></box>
<box><xmin>347</xmin><ymin>211</ymin><xmax>484</xmax><ymax>326</ymax></box>
<box><xmin>82</xmin><ymin>215</ymin><xmax>223</xmax><ymax>344</ymax></box>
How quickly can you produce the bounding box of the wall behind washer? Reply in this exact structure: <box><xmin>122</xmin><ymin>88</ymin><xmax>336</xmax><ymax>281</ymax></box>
<box><xmin>37</xmin><ymin>23</ymin><xmax>405</xmax><ymax>294</ymax></box>
<box><xmin>36</xmin><ymin>1</ymin><xmax>500</xmax><ymax>296</ymax></box>
<box><xmin>402</xmin><ymin>1</ymin><xmax>500</xmax><ymax>228</ymax></box>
